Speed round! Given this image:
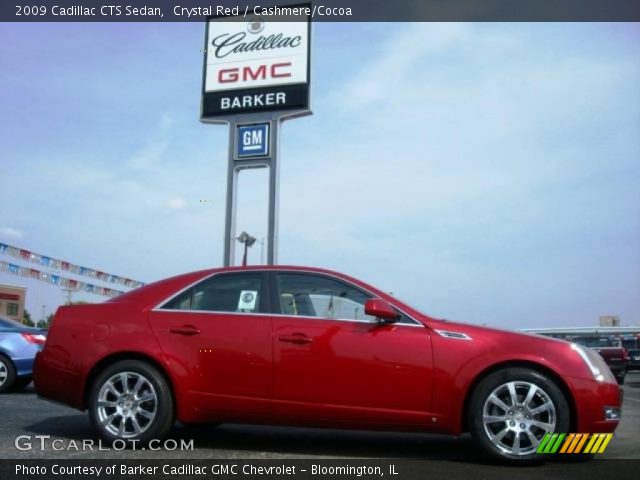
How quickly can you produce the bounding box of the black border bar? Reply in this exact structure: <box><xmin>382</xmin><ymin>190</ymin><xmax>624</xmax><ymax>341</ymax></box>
<box><xmin>4</xmin><ymin>459</ymin><xmax>640</xmax><ymax>480</ymax></box>
<box><xmin>4</xmin><ymin>0</ymin><xmax>640</xmax><ymax>22</ymax></box>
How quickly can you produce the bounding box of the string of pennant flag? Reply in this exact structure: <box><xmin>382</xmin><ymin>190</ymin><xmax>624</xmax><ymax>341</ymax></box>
<box><xmin>0</xmin><ymin>260</ymin><xmax>124</xmax><ymax>298</ymax></box>
<box><xmin>0</xmin><ymin>242</ymin><xmax>145</xmax><ymax>298</ymax></box>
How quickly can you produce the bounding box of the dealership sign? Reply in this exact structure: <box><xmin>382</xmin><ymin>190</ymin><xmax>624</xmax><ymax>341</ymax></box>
<box><xmin>201</xmin><ymin>9</ymin><xmax>311</xmax><ymax>120</ymax></box>
<box><xmin>200</xmin><ymin>5</ymin><xmax>312</xmax><ymax>267</ymax></box>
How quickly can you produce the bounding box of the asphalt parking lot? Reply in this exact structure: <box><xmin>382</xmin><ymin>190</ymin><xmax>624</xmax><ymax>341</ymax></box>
<box><xmin>1</xmin><ymin>373</ymin><xmax>639</xmax><ymax>462</ymax></box>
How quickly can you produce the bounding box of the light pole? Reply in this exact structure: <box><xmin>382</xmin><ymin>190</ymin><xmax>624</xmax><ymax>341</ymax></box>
<box><xmin>236</xmin><ymin>231</ymin><xmax>257</xmax><ymax>267</ymax></box>
<box><xmin>258</xmin><ymin>238</ymin><xmax>265</xmax><ymax>264</ymax></box>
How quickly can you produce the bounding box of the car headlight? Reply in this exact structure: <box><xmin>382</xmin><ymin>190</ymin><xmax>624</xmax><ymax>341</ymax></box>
<box><xmin>571</xmin><ymin>343</ymin><xmax>616</xmax><ymax>383</ymax></box>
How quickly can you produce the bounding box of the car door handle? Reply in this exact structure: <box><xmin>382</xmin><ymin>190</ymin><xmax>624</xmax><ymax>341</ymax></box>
<box><xmin>278</xmin><ymin>334</ymin><xmax>312</xmax><ymax>345</ymax></box>
<box><xmin>169</xmin><ymin>325</ymin><xmax>201</xmax><ymax>336</ymax></box>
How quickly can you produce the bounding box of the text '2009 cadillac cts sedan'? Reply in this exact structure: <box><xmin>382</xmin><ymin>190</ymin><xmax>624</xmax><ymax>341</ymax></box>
<box><xmin>34</xmin><ymin>266</ymin><xmax>621</xmax><ymax>462</ymax></box>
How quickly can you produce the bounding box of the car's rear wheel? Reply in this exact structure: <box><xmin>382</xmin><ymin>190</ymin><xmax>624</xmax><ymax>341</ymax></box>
<box><xmin>468</xmin><ymin>367</ymin><xmax>571</xmax><ymax>463</ymax></box>
<box><xmin>0</xmin><ymin>355</ymin><xmax>17</xmax><ymax>393</ymax></box>
<box><xmin>88</xmin><ymin>360</ymin><xmax>174</xmax><ymax>444</ymax></box>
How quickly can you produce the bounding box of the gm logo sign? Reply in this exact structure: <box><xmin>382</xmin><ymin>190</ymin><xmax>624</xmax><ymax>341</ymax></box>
<box><xmin>236</xmin><ymin>123</ymin><xmax>270</xmax><ymax>159</ymax></box>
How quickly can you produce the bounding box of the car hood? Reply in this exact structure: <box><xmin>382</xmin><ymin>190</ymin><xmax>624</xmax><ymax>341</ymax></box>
<box><xmin>427</xmin><ymin>317</ymin><xmax>572</xmax><ymax>348</ymax></box>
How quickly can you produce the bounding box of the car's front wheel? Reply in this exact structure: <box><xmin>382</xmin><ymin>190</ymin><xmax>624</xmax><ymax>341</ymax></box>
<box><xmin>468</xmin><ymin>367</ymin><xmax>571</xmax><ymax>463</ymax></box>
<box><xmin>88</xmin><ymin>360</ymin><xmax>174</xmax><ymax>444</ymax></box>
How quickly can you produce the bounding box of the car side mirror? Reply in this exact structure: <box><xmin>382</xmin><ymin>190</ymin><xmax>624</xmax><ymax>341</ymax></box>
<box><xmin>365</xmin><ymin>298</ymin><xmax>401</xmax><ymax>323</ymax></box>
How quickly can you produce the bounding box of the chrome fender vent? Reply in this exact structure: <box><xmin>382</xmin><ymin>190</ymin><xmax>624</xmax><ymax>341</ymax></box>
<box><xmin>434</xmin><ymin>329</ymin><xmax>472</xmax><ymax>341</ymax></box>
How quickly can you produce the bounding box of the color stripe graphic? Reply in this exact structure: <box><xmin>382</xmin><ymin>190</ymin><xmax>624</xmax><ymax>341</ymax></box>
<box><xmin>536</xmin><ymin>433</ymin><xmax>613</xmax><ymax>454</ymax></box>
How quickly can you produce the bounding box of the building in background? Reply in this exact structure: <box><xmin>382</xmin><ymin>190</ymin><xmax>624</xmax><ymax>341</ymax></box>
<box><xmin>0</xmin><ymin>284</ymin><xmax>26</xmax><ymax>322</ymax></box>
<box><xmin>600</xmin><ymin>315</ymin><xmax>621</xmax><ymax>327</ymax></box>
<box><xmin>523</xmin><ymin>326</ymin><xmax>640</xmax><ymax>350</ymax></box>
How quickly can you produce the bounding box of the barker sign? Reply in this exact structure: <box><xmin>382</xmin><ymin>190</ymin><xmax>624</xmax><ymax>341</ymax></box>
<box><xmin>201</xmin><ymin>10</ymin><xmax>311</xmax><ymax>119</ymax></box>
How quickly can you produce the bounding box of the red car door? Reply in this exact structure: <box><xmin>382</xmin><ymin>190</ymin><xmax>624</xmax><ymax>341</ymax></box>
<box><xmin>149</xmin><ymin>272</ymin><xmax>271</xmax><ymax>419</ymax></box>
<box><xmin>271</xmin><ymin>272</ymin><xmax>434</xmax><ymax>427</ymax></box>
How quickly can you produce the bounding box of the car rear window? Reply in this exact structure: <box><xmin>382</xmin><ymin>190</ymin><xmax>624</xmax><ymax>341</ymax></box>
<box><xmin>161</xmin><ymin>273</ymin><xmax>265</xmax><ymax>314</ymax></box>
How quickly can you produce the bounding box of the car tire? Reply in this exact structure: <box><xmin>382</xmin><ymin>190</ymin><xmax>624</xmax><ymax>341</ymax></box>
<box><xmin>468</xmin><ymin>367</ymin><xmax>571</xmax><ymax>464</ymax></box>
<box><xmin>88</xmin><ymin>360</ymin><xmax>174</xmax><ymax>445</ymax></box>
<box><xmin>0</xmin><ymin>355</ymin><xmax>17</xmax><ymax>393</ymax></box>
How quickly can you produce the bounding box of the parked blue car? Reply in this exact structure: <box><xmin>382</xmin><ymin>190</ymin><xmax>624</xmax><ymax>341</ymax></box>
<box><xmin>0</xmin><ymin>316</ymin><xmax>46</xmax><ymax>393</ymax></box>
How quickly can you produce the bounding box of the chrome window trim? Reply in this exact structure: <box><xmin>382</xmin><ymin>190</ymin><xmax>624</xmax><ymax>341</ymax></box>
<box><xmin>150</xmin><ymin>269</ymin><xmax>424</xmax><ymax>329</ymax></box>
<box><xmin>151</xmin><ymin>308</ymin><xmax>423</xmax><ymax>328</ymax></box>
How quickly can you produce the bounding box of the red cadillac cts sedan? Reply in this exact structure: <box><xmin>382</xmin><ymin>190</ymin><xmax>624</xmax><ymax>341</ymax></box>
<box><xmin>34</xmin><ymin>266</ymin><xmax>621</xmax><ymax>462</ymax></box>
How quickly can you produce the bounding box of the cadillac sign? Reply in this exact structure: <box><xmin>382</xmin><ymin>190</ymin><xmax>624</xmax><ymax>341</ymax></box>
<box><xmin>201</xmin><ymin>6</ymin><xmax>311</xmax><ymax>120</ymax></box>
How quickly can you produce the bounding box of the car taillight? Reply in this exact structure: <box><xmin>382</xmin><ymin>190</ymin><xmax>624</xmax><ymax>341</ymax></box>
<box><xmin>21</xmin><ymin>333</ymin><xmax>46</xmax><ymax>345</ymax></box>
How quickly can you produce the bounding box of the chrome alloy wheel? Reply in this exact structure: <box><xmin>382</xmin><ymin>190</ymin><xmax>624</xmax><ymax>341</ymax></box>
<box><xmin>0</xmin><ymin>360</ymin><xmax>7</xmax><ymax>386</ymax></box>
<box><xmin>482</xmin><ymin>381</ymin><xmax>556</xmax><ymax>456</ymax></box>
<box><xmin>96</xmin><ymin>371</ymin><xmax>158</xmax><ymax>439</ymax></box>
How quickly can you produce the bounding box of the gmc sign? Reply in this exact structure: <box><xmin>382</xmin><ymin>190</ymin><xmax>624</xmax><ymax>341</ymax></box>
<box><xmin>218</xmin><ymin>62</ymin><xmax>292</xmax><ymax>84</ymax></box>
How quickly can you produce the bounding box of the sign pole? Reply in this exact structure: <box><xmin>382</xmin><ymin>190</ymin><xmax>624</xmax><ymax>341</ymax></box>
<box><xmin>266</xmin><ymin>116</ymin><xmax>281</xmax><ymax>265</ymax></box>
<box><xmin>223</xmin><ymin>119</ymin><xmax>239</xmax><ymax>267</ymax></box>
<box><xmin>223</xmin><ymin>114</ymin><xmax>282</xmax><ymax>267</ymax></box>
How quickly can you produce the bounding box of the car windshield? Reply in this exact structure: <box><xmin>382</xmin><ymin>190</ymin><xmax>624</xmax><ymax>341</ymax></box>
<box><xmin>0</xmin><ymin>316</ymin><xmax>25</xmax><ymax>329</ymax></box>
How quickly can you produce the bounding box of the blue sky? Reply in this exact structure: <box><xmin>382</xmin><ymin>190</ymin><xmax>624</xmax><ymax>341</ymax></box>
<box><xmin>0</xmin><ymin>22</ymin><xmax>638</xmax><ymax>328</ymax></box>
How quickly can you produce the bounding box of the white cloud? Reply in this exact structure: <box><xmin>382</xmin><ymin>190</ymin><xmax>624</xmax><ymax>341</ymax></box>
<box><xmin>0</xmin><ymin>227</ymin><xmax>24</xmax><ymax>240</ymax></box>
<box><xmin>166</xmin><ymin>196</ymin><xmax>187</xmax><ymax>210</ymax></box>
<box><xmin>128</xmin><ymin>141</ymin><xmax>169</xmax><ymax>170</ymax></box>
<box><xmin>337</xmin><ymin>23</ymin><xmax>469</xmax><ymax>109</ymax></box>
<box><xmin>128</xmin><ymin>113</ymin><xmax>175</xmax><ymax>170</ymax></box>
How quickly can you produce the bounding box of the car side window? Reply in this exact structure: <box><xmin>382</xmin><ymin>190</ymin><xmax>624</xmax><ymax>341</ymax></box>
<box><xmin>276</xmin><ymin>273</ymin><xmax>418</xmax><ymax>325</ymax></box>
<box><xmin>162</xmin><ymin>273</ymin><xmax>264</xmax><ymax>314</ymax></box>
<box><xmin>275</xmin><ymin>273</ymin><xmax>377</xmax><ymax>322</ymax></box>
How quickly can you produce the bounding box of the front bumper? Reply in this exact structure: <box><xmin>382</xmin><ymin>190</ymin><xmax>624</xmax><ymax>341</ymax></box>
<box><xmin>571</xmin><ymin>376</ymin><xmax>622</xmax><ymax>433</ymax></box>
